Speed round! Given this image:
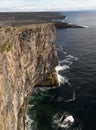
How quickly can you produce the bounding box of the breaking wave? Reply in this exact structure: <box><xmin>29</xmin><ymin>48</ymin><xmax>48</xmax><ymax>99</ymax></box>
<box><xmin>55</xmin><ymin>64</ymin><xmax>69</xmax><ymax>85</ymax></box>
<box><xmin>56</xmin><ymin>45</ymin><xmax>78</xmax><ymax>86</ymax></box>
<box><xmin>56</xmin><ymin>64</ymin><xmax>69</xmax><ymax>71</ymax></box>
<box><xmin>65</xmin><ymin>92</ymin><xmax>76</xmax><ymax>102</ymax></box>
<box><xmin>25</xmin><ymin>114</ymin><xmax>37</xmax><ymax>130</ymax></box>
<box><xmin>52</xmin><ymin>112</ymin><xmax>75</xmax><ymax>129</ymax></box>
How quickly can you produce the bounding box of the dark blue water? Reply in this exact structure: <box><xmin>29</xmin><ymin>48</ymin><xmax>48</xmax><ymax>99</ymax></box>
<box><xmin>28</xmin><ymin>11</ymin><xmax>96</xmax><ymax>130</ymax></box>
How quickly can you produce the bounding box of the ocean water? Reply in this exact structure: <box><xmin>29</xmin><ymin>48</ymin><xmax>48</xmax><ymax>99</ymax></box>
<box><xmin>27</xmin><ymin>11</ymin><xmax>96</xmax><ymax>130</ymax></box>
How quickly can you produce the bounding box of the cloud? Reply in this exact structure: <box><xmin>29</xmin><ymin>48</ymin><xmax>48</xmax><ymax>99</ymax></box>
<box><xmin>0</xmin><ymin>5</ymin><xmax>96</xmax><ymax>12</ymax></box>
<box><xmin>0</xmin><ymin>0</ymin><xmax>96</xmax><ymax>11</ymax></box>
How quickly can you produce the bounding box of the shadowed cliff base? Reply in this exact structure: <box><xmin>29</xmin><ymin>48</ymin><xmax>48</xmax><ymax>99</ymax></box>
<box><xmin>35</xmin><ymin>69</ymin><xmax>59</xmax><ymax>87</ymax></box>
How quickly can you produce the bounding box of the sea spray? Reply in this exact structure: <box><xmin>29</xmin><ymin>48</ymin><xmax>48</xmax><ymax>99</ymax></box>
<box><xmin>25</xmin><ymin>114</ymin><xmax>37</xmax><ymax>130</ymax></box>
<box><xmin>56</xmin><ymin>64</ymin><xmax>69</xmax><ymax>71</ymax></box>
<box><xmin>52</xmin><ymin>112</ymin><xmax>75</xmax><ymax>129</ymax></box>
<box><xmin>55</xmin><ymin>64</ymin><xmax>69</xmax><ymax>86</ymax></box>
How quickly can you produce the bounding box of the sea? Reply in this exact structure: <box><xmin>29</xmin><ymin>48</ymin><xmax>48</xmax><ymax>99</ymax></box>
<box><xmin>27</xmin><ymin>11</ymin><xmax>96</xmax><ymax>130</ymax></box>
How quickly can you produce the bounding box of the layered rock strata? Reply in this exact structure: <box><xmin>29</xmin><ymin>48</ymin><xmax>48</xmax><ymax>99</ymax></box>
<box><xmin>0</xmin><ymin>23</ymin><xmax>58</xmax><ymax>130</ymax></box>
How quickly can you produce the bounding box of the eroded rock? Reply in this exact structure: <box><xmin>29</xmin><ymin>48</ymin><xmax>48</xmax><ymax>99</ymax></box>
<box><xmin>0</xmin><ymin>23</ymin><xmax>58</xmax><ymax>130</ymax></box>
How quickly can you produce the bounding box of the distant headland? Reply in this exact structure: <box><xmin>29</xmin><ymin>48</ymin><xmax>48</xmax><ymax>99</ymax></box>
<box><xmin>0</xmin><ymin>12</ymin><xmax>85</xmax><ymax>28</ymax></box>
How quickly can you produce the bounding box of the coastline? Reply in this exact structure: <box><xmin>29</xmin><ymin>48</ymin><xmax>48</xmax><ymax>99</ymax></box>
<box><xmin>0</xmin><ymin>12</ymin><xmax>85</xmax><ymax>28</ymax></box>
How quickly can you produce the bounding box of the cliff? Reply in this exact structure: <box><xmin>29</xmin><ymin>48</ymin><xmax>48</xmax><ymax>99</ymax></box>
<box><xmin>0</xmin><ymin>23</ymin><xmax>58</xmax><ymax>130</ymax></box>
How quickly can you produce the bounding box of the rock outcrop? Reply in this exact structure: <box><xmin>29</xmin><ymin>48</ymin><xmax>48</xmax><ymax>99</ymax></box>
<box><xmin>55</xmin><ymin>22</ymin><xmax>85</xmax><ymax>29</ymax></box>
<box><xmin>0</xmin><ymin>23</ymin><xmax>58</xmax><ymax>130</ymax></box>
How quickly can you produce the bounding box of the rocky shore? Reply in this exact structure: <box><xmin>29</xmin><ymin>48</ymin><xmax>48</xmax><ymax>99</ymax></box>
<box><xmin>55</xmin><ymin>21</ymin><xmax>85</xmax><ymax>29</ymax></box>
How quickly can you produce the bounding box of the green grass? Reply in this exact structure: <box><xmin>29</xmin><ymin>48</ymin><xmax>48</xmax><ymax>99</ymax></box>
<box><xmin>0</xmin><ymin>40</ymin><xmax>12</xmax><ymax>53</ymax></box>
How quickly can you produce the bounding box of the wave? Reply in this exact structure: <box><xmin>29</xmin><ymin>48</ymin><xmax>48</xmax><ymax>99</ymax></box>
<box><xmin>66</xmin><ymin>54</ymin><xmax>78</xmax><ymax>61</ymax></box>
<box><xmin>77</xmin><ymin>24</ymin><xmax>88</xmax><ymax>28</ymax></box>
<box><xmin>56</xmin><ymin>45</ymin><xmax>78</xmax><ymax>88</ymax></box>
<box><xmin>25</xmin><ymin>114</ymin><xmax>37</xmax><ymax>130</ymax></box>
<box><xmin>57</xmin><ymin>73</ymin><xmax>69</xmax><ymax>86</ymax></box>
<box><xmin>55</xmin><ymin>56</ymin><xmax>78</xmax><ymax>86</ymax></box>
<box><xmin>57</xmin><ymin>91</ymin><xmax>76</xmax><ymax>102</ymax></box>
<box><xmin>52</xmin><ymin>112</ymin><xmax>74</xmax><ymax>129</ymax></box>
<box><xmin>57</xmin><ymin>46</ymin><xmax>68</xmax><ymax>55</ymax></box>
<box><xmin>55</xmin><ymin>64</ymin><xmax>69</xmax><ymax>86</ymax></box>
<box><xmin>55</xmin><ymin>64</ymin><xmax>69</xmax><ymax>71</ymax></box>
<box><xmin>58</xmin><ymin>115</ymin><xmax>74</xmax><ymax>128</ymax></box>
<box><xmin>68</xmin><ymin>22</ymin><xmax>88</xmax><ymax>28</ymax></box>
<box><xmin>65</xmin><ymin>92</ymin><xmax>76</xmax><ymax>102</ymax></box>
<box><xmin>57</xmin><ymin>46</ymin><xmax>78</xmax><ymax>61</ymax></box>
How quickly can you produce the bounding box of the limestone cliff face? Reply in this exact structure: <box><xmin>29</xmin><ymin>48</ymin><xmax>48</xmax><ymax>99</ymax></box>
<box><xmin>0</xmin><ymin>23</ymin><xmax>58</xmax><ymax>130</ymax></box>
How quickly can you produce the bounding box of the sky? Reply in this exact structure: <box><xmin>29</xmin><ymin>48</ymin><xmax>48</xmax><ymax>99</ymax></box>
<box><xmin>0</xmin><ymin>0</ymin><xmax>96</xmax><ymax>12</ymax></box>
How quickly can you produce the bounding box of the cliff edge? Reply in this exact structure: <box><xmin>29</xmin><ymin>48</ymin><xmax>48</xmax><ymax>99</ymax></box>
<box><xmin>0</xmin><ymin>23</ymin><xmax>58</xmax><ymax>130</ymax></box>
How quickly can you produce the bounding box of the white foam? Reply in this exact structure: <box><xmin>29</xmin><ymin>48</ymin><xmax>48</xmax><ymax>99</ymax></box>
<box><xmin>55</xmin><ymin>65</ymin><xmax>69</xmax><ymax>72</ymax></box>
<box><xmin>57</xmin><ymin>74</ymin><xmax>68</xmax><ymax>86</ymax></box>
<box><xmin>59</xmin><ymin>46</ymin><xmax>67</xmax><ymax>55</ymax></box>
<box><xmin>25</xmin><ymin>115</ymin><xmax>35</xmax><ymax>130</ymax></box>
<box><xmin>66</xmin><ymin>54</ymin><xmax>78</xmax><ymax>61</ymax></box>
<box><xmin>52</xmin><ymin>113</ymin><xmax>74</xmax><ymax>129</ymax></box>
<box><xmin>78</xmin><ymin>24</ymin><xmax>88</xmax><ymax>28</ymax></box>
<box><xmin>68</xmin><ymin>22</ymin><xmax>74</xmax><ymax>25</ymax></box>
<box><xmin>65</xmin><ymin>115</ymin><xmax>74</xmax><ymax>123</ymax></box>
<box><xmin>62</xmin><ymin>51</ymin><xmax>67</xmax><ymax>55</ymax></box>
<box><xmin>60</xmin><ymin>50</ymin><xmax>67</xmax><ymax>55</ymax></box>
<box><xmin>58</xmin><ymin>47</ymin><xmax>78</xmax><ymax>65</ymax></box>
<box><xmin>58</xmin><ymin>115</ymin><xmax>74</xmax><ymax>128</ymax></box>
<box><xmin>59</xmin><ymin>60</ymin><xmax>72</xmax><ymax>66</ymax></box>
<box><xmin>56</xmin><ymin>47</ymin><xmax>78</xmax><ymax>86</ymax></box>
<box><xmin>65</xmin><ymin>92</ymin><xmax>76</xmax><ymax>102</ymax></box>
<box><xmin>25</xmin><ymin>114</ymin><xmax>37</xmax><ymax>130</ymax></box>
<box><xmin>55</xmin><ymin>65</ymin><xmax>69</xmax><ymax>86</ymax></box>
<box><xmin>28</xmin><ymin>104</ymin><xmax>35</xmax><ymax>109</ymax></box>
<box><xmin>68</xmin><ymin>22</ymin><xmax>88</xmax><ymax>28</ymax></box>
<box><xmin>67</xmin><ymin>54</ymin><xmax>74</xmax><ymax>58</ymax></box>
